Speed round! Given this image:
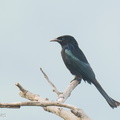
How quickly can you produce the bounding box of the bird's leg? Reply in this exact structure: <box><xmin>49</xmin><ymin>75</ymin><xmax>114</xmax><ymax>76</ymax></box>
<box><xmin>70</xmin><ymin>76</ymin><xmax>82</xmax><ymax>84</ymax></box>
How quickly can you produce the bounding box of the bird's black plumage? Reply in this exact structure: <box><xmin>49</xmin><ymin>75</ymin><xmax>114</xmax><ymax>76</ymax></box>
<box><xmin>51</xmin><ymin>35</ymin><xmax>120</xmax><ymax>108</ymax></box>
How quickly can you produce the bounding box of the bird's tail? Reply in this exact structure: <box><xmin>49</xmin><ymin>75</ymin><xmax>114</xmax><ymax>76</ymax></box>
<box><xmin>93</xmin><ymin>80</ymin><xmax>120</xmax><ymax>108</ymax></box>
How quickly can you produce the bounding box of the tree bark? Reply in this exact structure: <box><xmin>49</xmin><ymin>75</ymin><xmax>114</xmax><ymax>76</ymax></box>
<box><xmin>0</xmin><ymin>68</ymin><xmax>92</xmax><ymax>120</ymax></box>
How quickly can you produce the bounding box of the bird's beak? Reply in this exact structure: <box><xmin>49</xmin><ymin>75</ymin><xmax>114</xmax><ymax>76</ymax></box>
<box><xmin>50</xmin><ymin>38</ymin><xmax>61</xmax><ymax>42</ymax></box>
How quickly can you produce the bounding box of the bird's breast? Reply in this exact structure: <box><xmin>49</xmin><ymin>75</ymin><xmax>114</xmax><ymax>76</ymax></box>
<box><xmin>61</xmin><ymin>48</ymin><xmax>71</xmax><ymax>64</ymax></box>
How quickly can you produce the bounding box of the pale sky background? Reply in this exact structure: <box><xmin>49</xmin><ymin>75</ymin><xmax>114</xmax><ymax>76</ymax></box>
<box><xmin>0</xmin><ymin>0</ymin><xmax>120</xmax><ymax>120</ymax></box>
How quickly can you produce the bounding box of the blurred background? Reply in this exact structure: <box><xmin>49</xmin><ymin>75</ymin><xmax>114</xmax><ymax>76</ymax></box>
<box><xmin>0</xmin><ymin>0</ymin><xmax>120</xmax><ymax>120</ymax></box>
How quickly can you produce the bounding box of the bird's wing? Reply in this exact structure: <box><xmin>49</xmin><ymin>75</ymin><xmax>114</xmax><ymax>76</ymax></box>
<box><xmin>65</xmin><ymin>49</ymin><xmax>95</xmax><ymax>81</ymax></box>
<box><xmin>71</xmin><ymin>47</ymin><xmax>89</xmax><ymax>63</ymax></box>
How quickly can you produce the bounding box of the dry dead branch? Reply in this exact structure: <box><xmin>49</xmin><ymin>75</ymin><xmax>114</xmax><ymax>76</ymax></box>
<box><xmin>0</xmin><ymin>68</ymin><xmax>92</xmax><ymax>120</ymax></box>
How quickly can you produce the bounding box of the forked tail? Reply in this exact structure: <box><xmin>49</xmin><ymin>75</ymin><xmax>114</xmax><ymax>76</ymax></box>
<box><xmin>93</xmin><ymin>80</ymin><xmax>120</xmax><ymax>108</ymax></box>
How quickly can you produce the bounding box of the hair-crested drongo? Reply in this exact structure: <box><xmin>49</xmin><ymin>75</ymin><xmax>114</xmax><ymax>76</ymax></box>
<box><xmin>50</xmin><ymin>35</ymin><xmax>120</xmax><ymax>108</ymax></box>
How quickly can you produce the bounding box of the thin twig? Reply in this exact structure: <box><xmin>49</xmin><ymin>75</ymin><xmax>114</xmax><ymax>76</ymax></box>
<box><xmin>40</xmin><ymin>68</ymin><xmax>61</xmax><ymax>95</ymax></box>
<box><xmin>16</xmin><ymin>83</ymin><xmax>47</xmax><ymax>102</ymax></box>
<box><xmin>16</xmin><ymin>83</ymin><xmax>28</xmax><ymax>93</ymax></box>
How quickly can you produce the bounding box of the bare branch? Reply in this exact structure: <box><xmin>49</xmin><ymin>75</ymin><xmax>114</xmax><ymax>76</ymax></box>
<box><xmin>16</xmin><ymin>83</ymin><xmax>28</xmax><ymax>93</ymax></box>
<box><xmin>40</xmin><ymin>68</ymin><xmax>81</xmax><ymax>103</ymax></box>
<box><xmin>0</xmin><ymin>82</ymin><xmax>92</xmax><ymax>120</ymax></box>
<box><xmin>0</xmin><ymin>68</ymin><xmax>92</xmax><ymax>120</ymax></box>
<box><xmin>40</xmin><ymin>68</ymin><xmax>61</xmax><ymax>95</ymax></box>
<box><xmin>57</xmin><ymin>80</ymin><xmax>80</xmax><ymax>103</ymax></box>
<box><xmin>15</xmin><ymin>83</ymin><xmax>79</xmax><ymax>111</ymax></box>
<box><xmin>16</xmin><ymin>83</ymin><xmax>47</xmax><ymax>102</ymax></box>
<box><xmin>0</xmin><ymin>101</ymin><xmax>77</xmax><ymax>110</ymax></box>
<box><xmin>39</xmin><ymin>68</ymin><xmax>91</xmax><ymax>119</ymax></box>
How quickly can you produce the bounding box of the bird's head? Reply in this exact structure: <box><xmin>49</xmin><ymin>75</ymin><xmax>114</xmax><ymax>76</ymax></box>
<box><xmin>50</xmin><ymin>35</ymin><xmax>78</xmax><ymax>48</ymax></box>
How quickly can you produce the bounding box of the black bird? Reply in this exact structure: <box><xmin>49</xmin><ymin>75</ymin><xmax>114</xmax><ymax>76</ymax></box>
<box><xmin>50</xmin><ymin>35</ymin><xmax>120</xmax><ymax>108</ymax></box>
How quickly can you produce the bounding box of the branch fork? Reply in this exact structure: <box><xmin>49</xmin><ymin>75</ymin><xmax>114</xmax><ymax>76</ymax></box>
<box><xmin>0</xmin><ymin>68</ymin><xmax>92</xmax><ymax>120</ymax></box>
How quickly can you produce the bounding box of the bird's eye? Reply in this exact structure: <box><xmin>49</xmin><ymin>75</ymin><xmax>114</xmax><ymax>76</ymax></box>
<box><xmin>61</xmin><ymin>38</ymin><xmax>65</xmax><ymax>40</ymax></box>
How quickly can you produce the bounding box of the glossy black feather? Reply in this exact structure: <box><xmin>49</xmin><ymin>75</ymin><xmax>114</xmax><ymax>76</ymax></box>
<box><xmin>51</xmin><ymin>35</ymin><xmax>120</xmax><ymax>108</ymax></box>
<box><xmin>61</xmin><ymin>44</ymin><xmax>95</xmax><ymax>83</ymax></box>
